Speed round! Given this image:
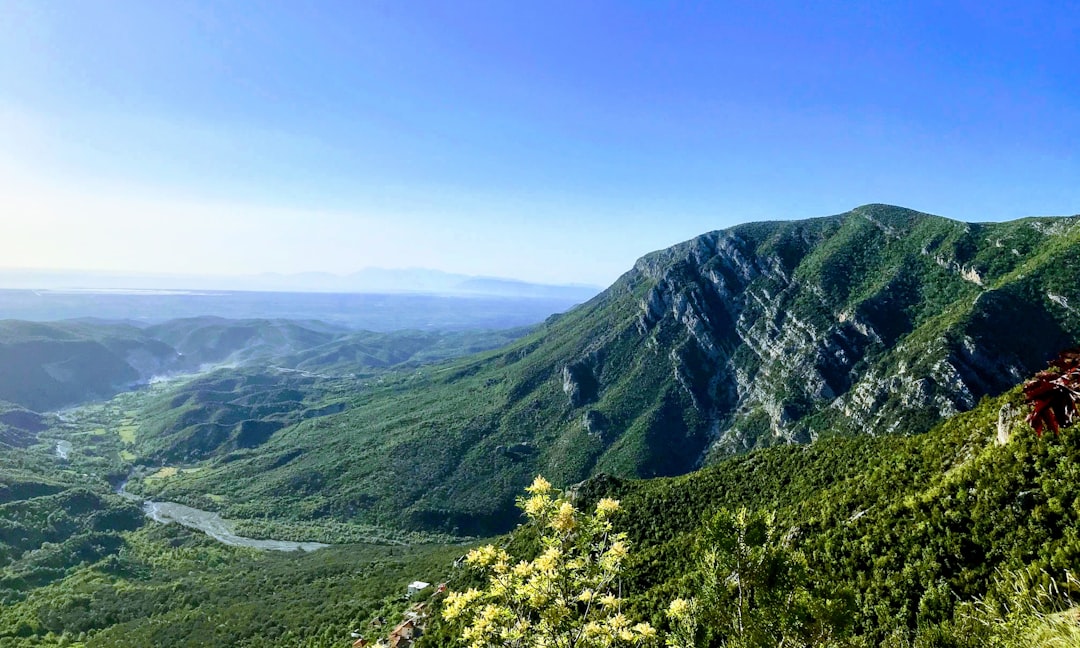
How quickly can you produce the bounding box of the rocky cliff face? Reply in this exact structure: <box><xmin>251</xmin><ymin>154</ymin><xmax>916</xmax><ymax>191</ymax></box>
<box><xmin>553</xmin><ymin>205</ymin><xmax>1080</xmax><ymax>470</ymax></box>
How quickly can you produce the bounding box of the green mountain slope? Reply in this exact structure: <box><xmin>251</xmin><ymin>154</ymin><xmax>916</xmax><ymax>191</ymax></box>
<box><xmin>3</xmin><ymin>352</ymin><xmax>1079</xmax><ymax>646</ymax></box>
<box><xmin>146</xmin><ymin>205</ymin><xmax>1080</xmax><ymax>536</ymax></box>
<box><xmin>419</xmin><ymin>386</ymin><xmax>1080</xmax><ymax>646</ymax></box>
<box><xmin>121</xmin><ymin>329</ymin><xmax>529</xmax><ymax>464</ymax></box>
<box><xmin>0</xmin><ymin>405</ymin><xmax>47</xmax><ymax>449</ymax></box>
<box><xmin>0</xmin><ymin>464</ymin><xmax>463</xmax><ymax>648</ymax></box>
<box><xmin>0</xmin><ymin>320</ymin><xmax>183</xmax><ymax>411</ymax></box>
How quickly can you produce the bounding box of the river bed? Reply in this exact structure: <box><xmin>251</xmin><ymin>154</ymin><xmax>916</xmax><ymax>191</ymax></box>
<box><xmin>55</xmin><ymin>440</ymin><xmax>73</xmax><ymax>459</ymax></box>
<box><xmin>143</xmin><ymin>500</ymin><xmax>329</xmax><ymax>552</ymax></box>
<box><xmin>60</xmin><ymin>408</ymin><xmax>330</xmax><ymax>552</ymax></box>
<box><xmin>116</xmin><ymin>481</ymin><xmax>329</xmax><ymax>552</ymax></box>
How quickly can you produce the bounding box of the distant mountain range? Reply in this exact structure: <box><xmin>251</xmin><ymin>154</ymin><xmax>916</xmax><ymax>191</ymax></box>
<box><xmin>0</xmin><ymin>267</ymin><xmax>602</xmax><ymax>301</ymax></box>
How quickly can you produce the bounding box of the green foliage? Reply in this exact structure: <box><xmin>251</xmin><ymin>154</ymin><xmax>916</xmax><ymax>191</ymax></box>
<box><xmin>4</xmin><ymin>369</ymin><xmax>1080</xmax><ymax>646</ymax></box>
<box><xmin>441</xmin><ymin>477</ymin><xmax>658</xmax><ymax>647</ymax></box>
<box><xmin>0</xmin><ymin>319</ymin><xmax>174</xmax><ymax>411</ymax></box>
<box><xmin>4</xmin><ymin>207</ymin><xmax>1080</xmax><ymax>646</ymax></box>
<box><xmin>569</xmin><ymin>387</ymin><xmax>1080</xmax><ymax>646</ymax></box>
<box><xmin>914</xmin><ymin>569</ymin><xmax>1080</xmax><ymax>648</ymax></box>
<box><xmin>653</xmin><ymin>507</ymin><xmax>856</xmax><ymax>648</ymax></box>
<box><xmin>0</xmin><ymin>360</ymin><xmax>486</xmax><ymax>647</ymax></box>
<box><xmin>0</xmin><ymin>520</ymin><xmax>467</xmax><ymax>648</ymax></box>
<box><xmin>691</xmin><ymin>508</ymin><xmax>854</xmax><ymax>647</ymax></box>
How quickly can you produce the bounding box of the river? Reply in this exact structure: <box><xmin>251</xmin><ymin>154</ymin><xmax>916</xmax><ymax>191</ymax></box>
<box><xmin>143</xmin><ymin>500</ymin><xmax>329</xmax><ymax>552</ymax></box>
<box><xmin>59</xmin><ymin>394</ymin><xmax>330</xmax><ymax>552</ymax></box>
<box><xmin>117</xmin><ymin>481</ymin><xmax>329</xmax><ymax>552</ymax></box>
<box><xmin>55</xmin><ymin>440</ymin><xmax>73</xmax><ymax>459</ymax></box>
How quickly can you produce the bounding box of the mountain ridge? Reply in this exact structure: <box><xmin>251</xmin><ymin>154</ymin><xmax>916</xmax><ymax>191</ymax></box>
<box><xmin>144</xmin><ymin>204</ymin><xmax>1080</xmax><ymax>535</ymax></box>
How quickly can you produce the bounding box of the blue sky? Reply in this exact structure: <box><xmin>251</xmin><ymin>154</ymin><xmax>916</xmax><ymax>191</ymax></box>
<box><xmin>1</xmin><ymin>1</ymin><xmax>1078</xmax><ymax>286</ymax></box>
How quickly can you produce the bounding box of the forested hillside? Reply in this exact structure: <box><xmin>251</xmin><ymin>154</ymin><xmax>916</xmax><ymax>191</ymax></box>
<box><xmin>144</xmin><ymin>206</ymin><xmax>1080</xmax><ymax>536</ymax></box>
<box><xmin>421</xmin><ymin>383</ymin><xmax>1080</xmax><ymax>646</ymax></box>
<box><xmin>3</xmin><ymin>206</ymin><xmax>1079</xmax><ymax>646</ymax></box>
<box><xmin>0</xmin><ymin>317</ymin><xmax>527</xmax><ymax>412</ymax></box>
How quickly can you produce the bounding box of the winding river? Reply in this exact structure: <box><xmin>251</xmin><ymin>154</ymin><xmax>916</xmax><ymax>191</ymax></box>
<box><xmin>58</xmin><ymin>401</ymin><xmax>329</xmax><ymax>552</ymax></box>
<box><xmin>117</xmin><ymin>481</ymin><xmax>329</xmax><ymax>552</ymax></box>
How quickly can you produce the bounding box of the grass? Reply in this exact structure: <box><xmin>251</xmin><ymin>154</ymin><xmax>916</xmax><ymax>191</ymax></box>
<box><xmin>146</xmin><ymin>466</ymin><xmax>179</xmax><ymax>480</ymax></box>
<box><xmin>117</xmin><ymin>423</ymin><xmax>138</xmax><ymax>444</ymax></box>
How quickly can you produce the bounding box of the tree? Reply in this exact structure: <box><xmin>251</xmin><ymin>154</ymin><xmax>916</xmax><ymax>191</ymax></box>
<box><xmin>697</xmin><ymin>508</ymin><xmax>802</xmax><ymax>646</ymax></box>
<box><xmin>689</xmin><ymin>508</ymin><xmax>855</xmax><ymax>648</ymax></box>
<box><xmin>441</xmin><ymin>476</ymin><xmax>658</xmax><ymax>648</ymax></box>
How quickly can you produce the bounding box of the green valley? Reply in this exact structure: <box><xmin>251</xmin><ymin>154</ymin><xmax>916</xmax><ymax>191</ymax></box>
<box><xmin>2</xmin><ymin>205</ymin><xmax>1080</xmax><ymax>646</ymax></box>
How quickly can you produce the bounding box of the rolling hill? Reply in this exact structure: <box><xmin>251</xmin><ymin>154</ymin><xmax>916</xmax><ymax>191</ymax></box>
<box><xmin>4</xmin><ymin>364</ymin><xmax>1078</xmax><ymax>646</ymax></box>
<box><xmin>0</xmin><ymin>316</ymin><xmax>532</xmax><ymax>413</ymax></box>
<box><xmin>0</xmin><ymin>320</ymin><xmax>183</xmax><ymax>412</ymax></box>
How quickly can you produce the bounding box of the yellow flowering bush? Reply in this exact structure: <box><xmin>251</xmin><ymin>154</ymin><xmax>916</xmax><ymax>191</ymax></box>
<box><xmin>664</xmin><ymin>598</ymin><xmax>698</xmax><ymax>648</ymax></box>
<box><xmin>442</xmin><ymin>476</ymin><xmax>658</xmax><ymax>648</ymax></box>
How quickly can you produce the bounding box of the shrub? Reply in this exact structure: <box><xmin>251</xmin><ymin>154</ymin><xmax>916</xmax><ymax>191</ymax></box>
<box><xmin>441</xmin><ymin>476</ymin><xmax>658</xmax><ymax>648</ymax></box>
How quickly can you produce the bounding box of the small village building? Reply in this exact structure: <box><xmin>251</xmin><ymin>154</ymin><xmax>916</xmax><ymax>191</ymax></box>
<box><xmin>389</xmin><ymin>619</ymin><xmax>418</xmax><ymax>648</ymax></box>
<box><xmin>406</xmin><ymin>581</ymin><xmax>430</xmax><ymax>596</ymax></box>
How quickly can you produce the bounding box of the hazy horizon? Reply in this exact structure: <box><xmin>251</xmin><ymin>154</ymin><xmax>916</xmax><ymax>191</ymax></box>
<box><xmin>0</xmin><ymin>264</ymin><xmax>603</xmax><ymax>285</ymax></box>
<box><xmin>0</xmin><ymin>265</ymin><xmax>605</xmax><ymax>299</ymax></box>
<box><xmin>2</xmin><ymin>2</ymin><xmax>1077</xmax><ymax>286</ymax></box>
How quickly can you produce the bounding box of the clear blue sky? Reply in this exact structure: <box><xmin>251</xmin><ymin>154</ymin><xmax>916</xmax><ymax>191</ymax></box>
<box><xmin>1</xmin><ymin>1</ymin><xmax>1077</xmax><ymax>286</ymax></box>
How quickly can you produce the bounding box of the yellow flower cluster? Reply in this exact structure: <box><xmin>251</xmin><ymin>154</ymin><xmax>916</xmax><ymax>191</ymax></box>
<box><xmin>663</xmin><ymin>596</ymin><xmax>699</xmax><ymax>648</ymax></box>
<box><xmin>442</xmin><ymin>476</ymin><xmax>663</xmax><ymax>648</ymax></box>
<box><xmin>596</xmin><ymin>498</ymin><xmax>621</xmax><ymax>516</ymax></box>
<box><xmin>525</xmin><ymin>475</ymin><xmax>553</xmax><ymax>495</ymax></box>
<box><xmin>533</xmin><ymin>546</ymin><xmax>562</xmax><ymax>572</ymax></box>
<box><xmin>465</xmin><ymin>544</ymin><xmax>510</xmax><ymax>569</ymax></box>
<box><xmin>512</xmin><ymin>560</ymin><xmax>533</xmax><ymax>578</ymax></box>
<box><xmin>442</xmin><ymin>587</ymin><xmax>483</xmax><ymax>621</ymax></box>
<box><xmin>633</xmin><ymin>622</ymin><xmax>658</xmax><ymax>639</ymax></box>
<box><xmin>523</xmin><ymin>494</ymin><xmax>549</xmax><ymax>518</ymax></box>
<box><xmin>460</xmin><ymin>603</ymin><xmax>512</xmax><ymax>647</ymax></box>
<box><xmin>550</xmin><ymin>501</ymin><xmax>577</xmax><ymax>533</ymax></box>
<box><xmin>600</xmin><ymin>539</ymin><xmax>629</xmax><ymax>570</ymax></box>
<box><xmin>667</xmin><ymin>597</ymin><xmax>693</xmax><ymax>621</ymax></box>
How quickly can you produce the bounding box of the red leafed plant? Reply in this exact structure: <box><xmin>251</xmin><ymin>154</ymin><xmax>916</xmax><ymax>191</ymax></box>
<box><xmin>1024</xmin><ymin>348</ymin><xmax>1080</xmax><ymax>436</ymax></box>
